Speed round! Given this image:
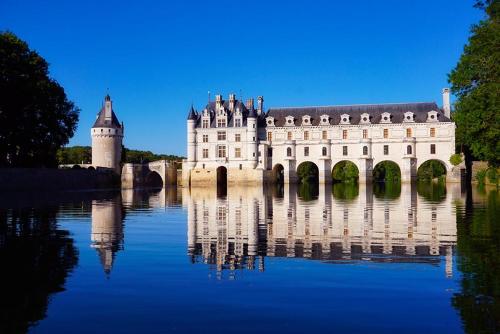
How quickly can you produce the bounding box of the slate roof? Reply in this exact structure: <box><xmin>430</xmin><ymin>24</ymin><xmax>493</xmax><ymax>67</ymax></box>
<box><xmin>193</xmin><ymin>99</ymin><xmax>265</xmax><ymax>128</ymax></box>
<box><xmin>93</xmin><ymin>106</ymin><xmax>122</xmax><ymax>129</ymax></box>
<box><xmin>266</xmin><ymin>102</ymin><xmax>450</xmax><ymax>126</ymax></box>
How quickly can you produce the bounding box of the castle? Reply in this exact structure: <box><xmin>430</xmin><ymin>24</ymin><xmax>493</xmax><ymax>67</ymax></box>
<box><xmin>183</xmin><ymin>89</ymin><xmax>457</xmax><ymax>186</ymax></box>
<box><xmin>90</xmin><ymin>94</ymin><xmax>124</xmax><ymax>174</ymax></box>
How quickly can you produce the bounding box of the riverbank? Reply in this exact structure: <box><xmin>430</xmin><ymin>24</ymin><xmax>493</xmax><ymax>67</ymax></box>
<box><xmin>0</xmin><ymin>168</ymin><xmax>120</xmax><ymax>191</ymax></box>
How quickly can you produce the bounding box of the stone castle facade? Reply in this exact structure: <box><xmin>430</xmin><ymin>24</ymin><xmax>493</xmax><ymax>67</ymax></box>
<box><xmin>183</xmin><ymin>89</ymin><xmax>456</xmax><ymax>186</ymax></box>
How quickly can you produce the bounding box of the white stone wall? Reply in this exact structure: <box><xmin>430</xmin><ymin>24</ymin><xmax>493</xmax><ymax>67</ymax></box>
<box><xmin>91</xmin><ymin>127</ymin><xmax>123</xmax><ymax>174</ymax></box>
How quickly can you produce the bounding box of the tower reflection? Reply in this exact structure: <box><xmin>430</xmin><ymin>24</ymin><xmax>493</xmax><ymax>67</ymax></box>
<box><xmin>187</xmin><ymin>183</ymin><xmax>460</xmax><ymax>278</ymax></box>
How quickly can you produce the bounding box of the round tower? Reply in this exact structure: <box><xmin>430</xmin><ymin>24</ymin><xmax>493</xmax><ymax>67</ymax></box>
<box><xmin>91</xmin><ymin>94</ymin><xmax>124</xmax><ymax>174</ymax></box>
<box><xmin>247</xmin><ymin>106</ymin><xmax>258</xmax><ymax>168</ymax></box>
<box><xmin>186</xmin><ymin>105</ymin><xmax>197</xmax><ymax>169</ymax></box>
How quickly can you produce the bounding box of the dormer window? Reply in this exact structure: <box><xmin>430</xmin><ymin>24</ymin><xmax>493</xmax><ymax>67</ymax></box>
<box><xmin>285</xmin><ymin>116</ymin><xmax>295</xmax><ymax>126</ymax></box>
<box><xmin>427</xmin><ymin>110</ymin><xmax>439</xmax><ymax>122</ymax></box>
<box><xmin>320</xmin><ymin>114</ymin><xmax>330</xmax><ymax>125</ymax></box>
<box><xmin>360</xmin><ymin>113</ymin><xmax>371</xmax><ymax>124</ymax></box>
<box><xmin>302</xmin><ymin>115</ymin><xmax>312</xmax><ymax>126</ymax></box>
<box><xmin>266</xmin><ymin>116</ymin><xmax>275</xmax><ymax>127</ymax></box>
<box><xmin>403</xmin><ymin>112</ymin><xmax>415</xmax><ymax>123</ymax></box>
<box><xmin>217</xmin><ymin>117</ymin><xmax>226</xmax><ymax>127</ymax></box>
<box><xmin>380</xmin><ymin>112</ymin><xmax>392</xmax><ymax>123</ymax></box>
<box><xmin>340</xmin><ymin>114</ymin><xmax>350</xmax><ymax>125</ymax></box>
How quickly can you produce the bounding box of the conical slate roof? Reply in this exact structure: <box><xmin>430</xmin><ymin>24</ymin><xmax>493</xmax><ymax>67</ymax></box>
<box><xmin>187</xmin><ymin>105</ymin><xmax>197</xmax><ymax>120</ymax></box>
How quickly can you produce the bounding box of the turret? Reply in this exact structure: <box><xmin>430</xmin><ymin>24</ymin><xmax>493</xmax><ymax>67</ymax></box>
<box><xmin>91</xmin><ymin>94</ymin><xmax>124</xmax><ymax>174</ymax></box>
<box><xmin>247</xmin><ymin>104</ymin><xmax>258</xmax><ymax>168</ymax></box>
<box><xmin>187</xmin><ymin>105</ymin><xmax>197</xmax><ymax>167</ymax></box>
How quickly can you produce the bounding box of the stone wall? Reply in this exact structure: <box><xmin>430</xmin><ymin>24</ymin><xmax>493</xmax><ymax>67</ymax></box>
<box><xmin>0</xmin><ymin>168</ymin><xmax>120</xmax><ymax>191</ymax></box>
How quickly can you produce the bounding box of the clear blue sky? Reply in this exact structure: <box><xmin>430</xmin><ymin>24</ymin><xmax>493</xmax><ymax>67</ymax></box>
<box><xmin>0</xmin><ymin>0</ymin><xmax>482</xmax><ymax>156</ymax></box>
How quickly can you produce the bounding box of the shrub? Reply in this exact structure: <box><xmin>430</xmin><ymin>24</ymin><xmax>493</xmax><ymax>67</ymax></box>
<box><xmin>475</xmin><ymin>169</ymin><xmax>487</xmax><ymax>185</ymax></box>
<box><xmin>450</xmin><ymin>154</ymin><xmax>463</xmax><ymax>166</ymax></box>
<box><xmin>486</xmin><ymin>168</ymin><xmax>498</xmax><ymax>185</ymax></box>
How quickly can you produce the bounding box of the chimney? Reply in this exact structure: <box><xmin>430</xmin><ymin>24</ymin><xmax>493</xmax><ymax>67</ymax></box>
<box><xmin>246</xmin><ymin>98</ymin><xmax>254</xmax><ymax>110</ymax></box>
<box><xmin>104</xmin><ymin>94</ymin><xmax>112</xmax><ymax>121</ymax></box>
<box><xmin>257</xmin><ymin>96</ymin><xmax>264</xmax><ymax>115</ymax></box>
<box><xmin>442</xmin><ymin>88</ymin><xmax>450</xmax><ymax>118</ymax></box>
<box><xmin>215</xmin><ymin>94</ymin><xmax>222</xmax><ymax>110</ymax></box>
<box><xmin>229</xmin><ymin>93</ymin><xmax>236</xmax><ymax>111</ymax></box>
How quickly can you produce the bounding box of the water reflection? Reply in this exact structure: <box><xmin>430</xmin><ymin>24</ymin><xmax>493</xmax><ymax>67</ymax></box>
<box><xmin>1</xmin><ymin>184</ymin><xmax>499</xmax><ymax>333</ymax></box>
<box><xmin>186</xmin><ymin>183</ymin><xmax>461</xmax><ymax>278</ymax></box>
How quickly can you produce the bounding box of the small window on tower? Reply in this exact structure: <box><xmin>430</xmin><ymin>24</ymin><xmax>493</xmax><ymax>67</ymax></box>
<box><xmin>304</xmin><ymin>147</ymin><xmax>309</xmax><ymax>156</ymax></box>
<box><xmin>383</xmin><ymin>129</ymin><xmax>389</xmax><ymax>138</ymax></box>
<box><xmin>343</xmin><ymin>146</ymin><xmax>348</xmax><ymax>156</ymax></box>
<box><xmin>235</xmin><ymin>134</ymin><xmax>241</xmax><ymax>142</ymax></box>
<box><xmin>304</xmin><ymin>131</ymin><xmax>309</xmax><ymax>140</ymax></box>
<box><xmin>430</xmin><ymin>128</ymin><xmax>436</xmax><ymax>137</ymax></box>
<box><xmin>342</xmin><ymin>130</ymin><xmax>348</xmax><ymax>139</ymax></box>
<box><xmin>363</xmin><ymin>129</ymin><xmax>368</xmax><ymax>139</ymax></box>
<box><xmin>287</xmin><ymin>132</ymin><xmax>292</xmax><ymax>140</ymax></box>
<box><xmin>322</xmin><ymin>130</ymin><xmax>327</xmax><ymax>140</ymax></box>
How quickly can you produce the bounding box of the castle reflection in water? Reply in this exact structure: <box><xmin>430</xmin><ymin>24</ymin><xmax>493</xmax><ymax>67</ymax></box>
<box><xmin>89</xmin><ymin>183</ymin><xmax>460</xmax><ymax>278</ymax></box>
<box><xmin>185</xmin><ymin>183</ymin><xmax>460</xmax><ymax>278</ymax></box>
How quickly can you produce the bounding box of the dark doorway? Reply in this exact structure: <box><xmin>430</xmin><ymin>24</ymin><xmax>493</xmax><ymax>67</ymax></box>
<box><xmin>216</xmin><ymin>166</ymin><xmax>227</xmax><ymax>197</ymax></box>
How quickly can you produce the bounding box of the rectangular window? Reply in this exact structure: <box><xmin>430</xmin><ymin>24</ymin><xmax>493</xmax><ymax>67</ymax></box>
<box><xmin>267</xmin><ymin>132</ymin><xmax>272</xmax><ymax>141</ymax></box>
<box><xmin>430</xmin><ymin>144</ymin><xmax>436</xmax><ymax>154</ymax></box>
<box><xmin>304</xmin><ymin>131</ymin><xmax>309</xmax><ymax>140</ymax></box>
<box><xmin>202</xmin><ymin>134</ymin><xmax>208</xmax><ymax>143</ymax></box>
<box><xmin>363</xmin><ymin>129</ymin><xmax>368</xmax><ymax>139</ymax></box>
<box><xmin>217</xmin><ymin>131</ymin><xmax>226</xmax><ymax>141</ymax></box>
<box><xmin>406</xmin><ymin>128</ymin><xmax>412</xmax><ymax>138</ymax></box>
<box><xmin>235</xmin><ymin>133</ymin><xmax>241</xmax><ymax>142</ymax></box>
<box><xmin>202</xmin><ymin>149</ymin><xmax>209</xmax><ymax>159</ymax></box>
<box><xmin>342</xmin><ymin>130</ymin><xmax>348</xmax><ymax>139</ymax></box>
<box><xmin>235</xmin><ymin>147</ymin><xmax>241</xmax><ymax>158</ymax></box>
<box><xmin>287</xmin><ymin>132</ymin><xmax>292</xmax><ymax>140</ymax></box>
<box><xmin>384</xmin><ymin>145</ymin><xmax>389</xmax><ymax>155</ymax></box>
<box><xmin>343</xmin><ymin>146</ymin><xmax>348</xmax><ymax>156</ymax></box>
<box><xmin>304</xmin><ymin>147</ymin><xmax>309</xmax><ymax>156</ymax></box>
<box><xmin>217</xmin><ymin>145</ymin><xmax>226</xmax><ymax>158</ymax></box>
<box><xmin>383</xmin><ymin>128</ymin><xmax>388</xmax><ymax>138</ymax></box>
<box><xmin>430</xmin><ymin>128</ymin><xmax>436</xmax><ymax>137</ymax></box>
<box><xmin>322</xmin><ymin>130</ymin><xmax>327</xmax><ymax>140</ymax></box>
<box><xmin>202</xmin><ymin>119</ymin><xmax>209</xmax><ymax>128</ymax></box>
<box><xmin>217</xmin><ymin>118</ymin><xmax>226</xmax><ymax>127</ymax></box>
<box><xmin>234</xmin><ymin>119</ymin><xmax>241</xmax><ymax>127</ymax></box>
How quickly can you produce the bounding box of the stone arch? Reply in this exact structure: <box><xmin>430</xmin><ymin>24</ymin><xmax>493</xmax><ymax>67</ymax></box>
<box><xmin>417</xmin><ymin>159</ymin><xmax>447</xmax><ymax>181</ymax></box>
<box><xmin>296</xmin><ymin>161</ymin><xmax>319</xmax><ymax>184</ymax></box>
<box><xmin>272</xmin><ymin>164</ymin><xmax>285</xmax><ymax>184</ymax></box>
<box><xmin>373</xmin><ymin>160</ymin><xmax>401</xmax><ymax>182</ymax></box>
<box><xmin>145</xmin><ymin>171</ymin><xmax>163</xmax><ymax>188</ymax></box>
<box><xmin>331</xmin><ymin>160</ymin><xmax>359</xmax><ymax>183</ymax></box>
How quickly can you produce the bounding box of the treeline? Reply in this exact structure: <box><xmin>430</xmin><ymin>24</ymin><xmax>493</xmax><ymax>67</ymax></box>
<box><xmin>57</xmin><ymin>146</ymin><xmax>184</xmax><ymax>164</ymax></box>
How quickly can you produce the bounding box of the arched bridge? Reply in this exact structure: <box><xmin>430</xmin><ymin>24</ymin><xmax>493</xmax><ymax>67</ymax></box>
<box><xmin>121</xmin><ymin>160</ymin><xmax>178</xmax><ymax>189</ymax></box>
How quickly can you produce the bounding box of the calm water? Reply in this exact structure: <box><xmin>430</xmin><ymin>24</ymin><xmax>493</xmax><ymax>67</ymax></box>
<box><xmin>0</xmin><ymin>183</ymin><xmax>499</xmax><ymax>334</ymax></box>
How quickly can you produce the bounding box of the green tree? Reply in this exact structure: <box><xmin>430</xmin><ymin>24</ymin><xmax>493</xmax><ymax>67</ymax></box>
<box><xmin>297</xmin><ymin>162</ymin><xmax>319</xmax><ymax>184</ymax></box>
<box><xmin>0</xmin><ymin>32</ymin><xmax>79</xmax><ymax>167</ymax></box>
<box><xmin>373</xmin><ymin>161</ymin><xmax>401</xmax><ymax>182</ymax></box>
<box><xmin>332</xmin><ymin>161</ymin><xmax>359</xmax><ymax>183</ymax></box>
<box><xmin>417</xmin><ymin>160</ymin><xmax>447</xmax><ymax>181</ymax></box>
<box><xmin>448</xmin><ymin>1</ymin><xmax>500</xmax><ymax>166</ymax></box>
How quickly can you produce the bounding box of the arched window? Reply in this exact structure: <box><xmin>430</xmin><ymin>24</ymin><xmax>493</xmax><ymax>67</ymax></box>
<box><xmin>322</xmin><ymin>147</ymin><xmax>327</xmax><ymax>156</ymax></box>
<box><xmin>407</xmin><ymin>145</ymin><xmax>412</xmax><ymax>154</ymax></box>
<box><xmin>363</xmin><ymin>146</ymin><xmax>368</xmax><ymax>155</ymax></box>
<box><xmin>287</xmin><ymin>147</ymin><xmax>292</xmax><ymax>157</ymax></box>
